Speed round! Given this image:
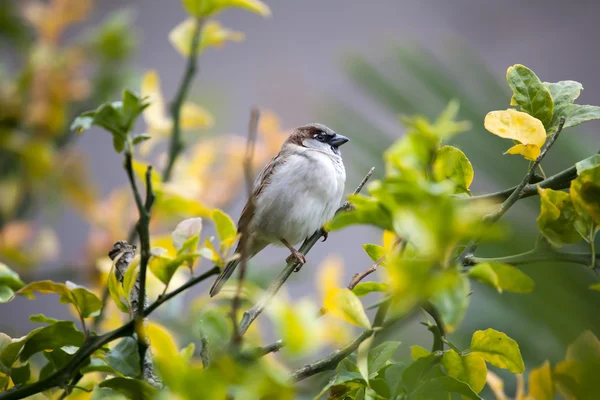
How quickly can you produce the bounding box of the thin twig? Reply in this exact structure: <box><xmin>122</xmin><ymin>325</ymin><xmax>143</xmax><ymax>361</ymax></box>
<box><xmin>457</xmin><ymin>117</ymin><xmax>566</xmax><ymax>263</ymax></box>
<box><xmin>163</xmin><ymin>17</ymin><xmax>205</xmax><ymax>181</ymax></box>
<box><xmin>231</xmin><ymin>109</ymin><xmax>260</xmax><ymax>347</ymax></box>
<box><xmin>238</xmin><ymin>167</ymin><xmax>375</xmax><ymax>336</ymax></box>
<box><xmin>347</xmin><ymin>238</ymin><xmax>402</xmax><ymax>290</ymax></box>
<box><xmin>291</xmin><ymin>329</ymin><xmax>374</xmax><ymax>381</ymax></box>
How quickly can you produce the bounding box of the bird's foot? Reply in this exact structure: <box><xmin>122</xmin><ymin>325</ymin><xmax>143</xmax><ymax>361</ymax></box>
<box><xmin>321</xmin><ymin>229</ymin><xmax>329</xmax><ymax>242</ymax></box>
<box><xmin>286</xmin><ymin>249</ymin><xmax>306</xmax><ymax>271</ymax></box>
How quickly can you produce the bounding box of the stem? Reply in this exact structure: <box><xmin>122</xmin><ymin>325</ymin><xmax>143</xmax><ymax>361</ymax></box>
<box><xmin>590</xmin><ymin>226</ymin><xmax>597</xmax><ymax>269</ymax></box>
<box><xmin>231</xmin><ymin>109</ymin><xmax>260</xmax><ymax>348</ymax></box>
<box><xmin>162</xmin><ymin>17</ymin><xmax>204</xmax><ymax>181</ymax></box>
<box><xmin>458</xmin><ymin>117</ymin><xmax>565</xmax><ymax>263</ymax></box>
<box><xmin>291</xmin><ymin>329</ymin><xmax>374</xmax><ymax>381</ymax></box>
<box><xmin>465</xmin><ymin>249</ymin><xmax>599</xmax><ymax>268</ymax></box>
<box><xmin>237</xmin><ymin>167</ymin><xmax>375</xmax><ymax>336</ymax></box>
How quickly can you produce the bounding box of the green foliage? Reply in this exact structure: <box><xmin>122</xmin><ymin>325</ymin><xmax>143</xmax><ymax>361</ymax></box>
<box><xmin>468</xmin><ymin>262</ymin><xmax>534</xmax><ymax>293</ymax></box>
<box><xmin>71</xmin><ymin>90</ymin><xmax>150</xmax><ymax>152</ymax></box>
<box><xmin>430</xmin><ymin>273</ymin><xmax>470</xmax><ymax>333</ymax></box>
<box><xmin>442</xmin><ymin>350</ymin><xmax>486</xmax><ymax>393</ymax></box>
<box><xmin>0</xmin><ymin>262</ymin><xmax>25</xmax><ymax>302</ymax></box>
<box><xmin>432</xmin><ymin>145</ymin><xmax>474</xmax><ymax>194</ymax></box>
<box><xmin>105</xmin><ymin>338</ymin><xmax>141</xmax><ymax>377</ymax></box>
<box><xmin>182</xmin><ymin>0</ymin><xmax>271</xmax><ymax>18</ymax></box>
<box><xmin>537</xmin><ymin>188</ymin><xmax>588</xmax><ymax>247</ymax></box>
<box><xmin>506</xmin><ymin>64</ymin><xmax>554</xmax><ymax>127</ymax></box>
<box><xmin>14</xmin><ymin>280</ymin><xmax>103</xmax><ymax>318</ymax></box>
<box><xmin>545</xmin><ymin>80</ymin><xmax>600</xmax><ymax>133</ymax></box>
<box><xmin>352</xmin><ymin>282</ymin><xmax>388</xmax><ymax>297</ymax></box>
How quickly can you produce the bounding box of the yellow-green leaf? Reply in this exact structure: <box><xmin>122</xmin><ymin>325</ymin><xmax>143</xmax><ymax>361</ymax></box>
<box><xmin>362</xmin><ymin>244</ymin><xmax>385</xmax><ymax>264</ymax></box>
<box><xmin>16</xmin><ymin>280</ymin><xmax>103</xmax><ymax>318</ymax></box>
<box><xmin>484</xmin><ymin>109</ymin><xmax>546</xmax><ymax>160</ymax></box>
<box><xmin>432</xmin><ymin>145</ymin><xmax>474</xmax><ymax>193</ymax></box>
<box><xmin>271</xmin><ymin>299</ymin><xmax>320</xmax><ymax>356</ymax></box>
<box><xmin>182</xmin><ymin>0</ymin><xmax>271</xmax><ymax>18</ymax></box>
<box><xmin>545</xmin><ymin>80</ymin><xmax>600</xmax><ymax>134</ymax></box>
<box><xmin>171</xmin><ymin>217</ymin><xmax>203</xmax><ymax>251</ymax></box>
<box><xmin>471</xmin><ymin>262</ymin><xmax>534</xmax><ymax>294</ymax></box>
<box><xmin>429</xmin><ymin>273</ymin><xmax>470</xmax><ymax>334</ymax></box>
<box><xmin>352</xmin><ymin>282</ymin><xmax>388</xmax><ymax>297</ymax></box>
<box><xmin>0</xmin><ymin>263</ymin><xmax>25</xmax><ymax>303</ymax></box>
<box><xmin>122</xmin><ymin>261</ymin><xmax>139</xmax><ymax>304</ymax></box>
<box><xmin>570</xmin><ymin>164</ymin><xmax>600</xmax><ymax>225</ymax></box>
<box><xmin>589</xmin><ymin>282</ymin><xmax>600</xmax><ymax>291</ymax></box>
<box><xmin>324</xmin><ymin>288</ymin><xmax>371</xmax><ymax>329</ymax></box>
<box><xmin>169</xmin><ymin>19</ymin><xmax>244</xmax><ymax>57</ymax></box>
<box><xmin>212</xmin><ymin>209</ymin><xmax>237</xmax><ymax>245</ymax></box>
<box><xmin>470</xmin><ymin>329</ymin><xmax>524</xmax><ymax>374</ymax></box>
<box><xmin>108</xmin><ymin>269</ymin><xmax>129</xmax><ymax>313</ymax></box>
<box><xmin>506</xmin><ymin>64</ymin><xmax>554</xmax><ymax>127</ymax></box>
<box><xmin>528</xmin><ymin>360</ymin><xmax>554</xmax><ymax>400</ymax></box>
<box><xmin>538</xmin><ymin>187</ymin><xmax>589</xmax><ymax>247</ymax></box>
<box><xmin>442</xmin><ymin>349</ymin><xmax>487</xmax><ymax>393</ymax></box>
<box><xmin>410</xmin><ymin>345</ymin><xmax>430</xmax><ymax>360</ymax></box>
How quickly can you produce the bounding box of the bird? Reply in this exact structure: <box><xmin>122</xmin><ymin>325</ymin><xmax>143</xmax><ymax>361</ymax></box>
<box><xmin>209</xmin><ymin>123</ymin><xmax>349</xmax><ymax>297</ymax></box>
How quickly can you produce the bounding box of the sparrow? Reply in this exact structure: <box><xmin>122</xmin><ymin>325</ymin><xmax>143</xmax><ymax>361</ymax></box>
<box><xmin>209</xmin><ymin>123</ymin><xmax>349</xmax><ymax>297</ymax></box>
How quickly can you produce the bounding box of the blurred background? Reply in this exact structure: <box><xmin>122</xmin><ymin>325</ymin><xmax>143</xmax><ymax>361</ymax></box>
<box><xmin>1</xmin><ymin>0</ymin><xmax>599</xmax><ymax>397</ymax></box>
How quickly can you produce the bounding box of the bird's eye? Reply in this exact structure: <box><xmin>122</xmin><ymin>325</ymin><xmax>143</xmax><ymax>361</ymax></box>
<box><xmin>316</xmin><ymin>133</ymin><xmax>326</xmax><ymax>142</ymax></box>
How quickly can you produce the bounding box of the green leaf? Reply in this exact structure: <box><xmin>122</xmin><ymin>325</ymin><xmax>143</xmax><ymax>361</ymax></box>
<box><xmin>470</xmin><ymin>262</ymin><xmax>534</xmax><ymax>294</ymax></box>
<box><xmin>589</xmin><ymin>282</ymin><xmax>600</xmax><ymax>291</ymax></box>
<box><xmin>432</xmin><ymin>145</ymin><xmax>474</xmax><ymax>194</ymax></box>
<box><xmin>528</xmin><ymin>360</ymin><xmax>554</xmax><ymax>400</ymax></box>
<box><xmin>402</xmin><ymin>354</ymin><xmax>442</xmax><ymax>393</ymax></box>
<box><xmin>90</xmin><ymin>388</ymin><xmax>128</xmax><ymax>400</ymax></box>
<box><xmin>327</xmin><ymin>195</ymin><xmax>393</xmax><ymax>232</ymax></box>
<box><xmin>538</xmin><ymin>187</ymin><xmax>589</xmax><ymax>247</ymax></box>
<box><xmin>576</xmin><ymin>154</ymin><xmax>600</xmax><ymax>175</ymax></box>
<box><xmin>411</xmin><ymin>375</ymin><xmax>483</xmax><ymax>399</ymax></box>
<box><xmin>314</xmin><ymin>372</ymin><xmax>366</xmax><ymax>400</ymax></box>
<box><xmin>98</xmin><ymin>377</ymin><xmax>158</xmax><ymax>399</ymax></box>
<box><xmin>132</xmin><ymin>133</ymin><xmax>152</xmax><ymax>145</ymax></box>
<box><xmin>545</xmin><ymin>80</ymin><xmax>600</xmax><ymax>133</ymax></box>
<box><xmin>182</xmin><ymin>0</ymin><xmax>271</xmax><ymax>18</ymax></box>
<box><xmin>121</xmin><ymin>89</ymin><xmax>149</xmax><ymax>132</ymax></box>
<box><xmin>16</xmin><ymin>280</ymin><xmax>103</xmax><ymax>318</ymax></box>
<box><xmin>362</xmin><ymin>244</ymin><xmax>385</xmax><ymax>263</ymax></box>
<box><xmin>470</xmin><ymin>328</ymin><xmax>524</xmax><ymax>373</ymax></box>
<box><xmin>385</xmin><ymin>362</ymin><xmax>406</xmax><ymax>397</ymax></box>
<box><xmin>70</xmin><ymin>114</ymin><xmax>94</xmax><ymax>134</ymax></box>
<box><xmin>0</xmin><ymin>263</ymin><xmax>24</xmax><ymax>303</ymax></box>
<box><xmin>570</xmin><ymin>164</ymin><xmax>600</xmax><ymax>225</ymax></box>
<box><xmin>506</xmin><ymin>64</ymin><xmax>554</xmax><ymax>127</ymax></box>
<box><xmin>212</xmin><ymin>209</ymin><xmax>237</xmax><ymax>247</ymax></box>
<box><xmin>442</xmin><ymin>349</ymin><xmax>487</xmax><ymax>393</ymax></box>
<box><xmin>172</xmin><ymin>217</ymin><xmax>203</xmax><ymax>251</ymax></box>
<box><xmin>10</xmin><ymin>362</ymin><xmax>30</xmax><ymax>385</ymax></box>
<box><xmin>149</xmin><ymin>249</ymin><xmax>196</xmax><ymax>286</ymax></box>
<box><xmin>29</xmin><ymin>314</ymin><xmax>58</xmax><ymax>324</ymax></box>
<box><xmin>19</xmin><ymin>321</ymin><xmax>85</xmax><ymax>362</ymax></box>
<box><xmin>357</xmin><ymin>336</ymin><xmax>373</xmax><ymax>383</ymax></box>
<box><xmin>368</xmin><ymin>341</ymin><xmax>400</xmax><ymax>374</ymax></box>
<box><xmin>105</xmin><ymin>337</ymin><xmax>141</xmax><ymax>377</ymax></box>
<box><xmin>410</xmin><ymin>345</ymin><xmax>430</xmax><ymax>361</ymax></box>
<box><xmin>352</xmin><ymin>282</ymin><xmax>388</xmax><ymax>297</ymax></box>
<box><xmin>429</xmin><ymin>273</ymin><xmax>470</xmax><ymax>333</ymax></box>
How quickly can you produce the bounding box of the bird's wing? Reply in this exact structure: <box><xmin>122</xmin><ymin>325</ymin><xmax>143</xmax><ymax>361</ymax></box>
<box><xmin>237</xmin><ymin>152</ymin><xmax>286</xmax><ymax>233</ymax></box>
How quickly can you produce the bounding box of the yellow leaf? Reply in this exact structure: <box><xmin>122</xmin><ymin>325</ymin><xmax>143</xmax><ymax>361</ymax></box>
<box><xmin>317</xmin><ymin>255</ymin><xmax>343</xmax><ymax>300</ymax></box>
<box><xmin>505</xmin><ymin>144</ymin><xmax>541</xmax><ymax>161</ymax></box>
<box><xmin>169</xmin><ymin>19</ymin><xmax>245</xmax><ymax>57</ymax></box>
<box><xmin>147</xmin><ymin>321</ymin><xmax>179</xmax><ymax>358</ymax></box>
<box><xmin>324</xmin><ymin>288</ymin><xmax>371</xmax><ymax>329</ymax></box>
<box><xmin>180</xmin><ymin>102</ymin><xmax>214</xmax><ymax>129</ymax></box>
<box><xmin>528</xmin><ymin>360</ymin><xmax>554</xmax><ymax>400</ymax></box>
<box><xmin>486</xmin><ymin>370</ymin><xmax>510</xmax><ymax>400</ymax></box>
<box><xmin>140</xmin><ymin>70</ymin><xmax>171</xmax><ymax>134</ymax></box>
<box><xmin>484</xmin><ymin>109</ymin><xmax>546</xmax><ymax>160</ymax></box>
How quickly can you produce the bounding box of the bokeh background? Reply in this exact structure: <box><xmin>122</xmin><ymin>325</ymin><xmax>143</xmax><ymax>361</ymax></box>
<box><xmin>2</xmin><ymin>0</ymin><xmax>599</xmax><ymax>397</ymax></box>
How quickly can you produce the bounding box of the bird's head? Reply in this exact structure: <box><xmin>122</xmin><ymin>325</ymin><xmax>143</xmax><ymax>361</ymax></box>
<box><xmin>286</xmin><ymin>123</ymin><xmax>349</xmax><ymax>156</ymax></box>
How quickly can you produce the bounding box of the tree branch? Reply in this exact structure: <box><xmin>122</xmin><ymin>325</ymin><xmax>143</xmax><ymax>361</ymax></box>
<box><xmin>237</xmin><ymin>167</ymin><xmax>375</xmax><ymax>336</ymax></box>
<box><xmin>0</xmin><ymin>267</ymin><xmax>220</xmax><ymax>400</ymax></box>
<box><xmin>291</xmin><ymin>329</ymin><xmax>374</xmax><ymax>382</ymax></box>
<box><xmin>457</xmin><ymin>117</ymin><xmax>565</xmax><ymax>263</ymax></box>
<box><xmin>162</xmin><ymin>17</ymin><xmax>204</xmax><ymax>181</ymax></box>
<box><xmin>231</xmin><ymin>108</ymin><xmax>260</xmax><ymax>347</ymax></box>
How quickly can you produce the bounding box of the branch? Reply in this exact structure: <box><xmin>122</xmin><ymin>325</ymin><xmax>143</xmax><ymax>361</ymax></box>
<box><xmin>291</xmin><ymin>329</ymin><xmax>374</xmax><ymax>382</ymax></box>
<box><xmin>457</xmin><ymin>117</ymin><xmax>565</xmax><ymax>263</ymax></box>
<box><xmin>162</xmin><ymin>17</ymin><xmax>204</xmax><ymax>181</ymax></box>
<box><xmin>238</xmin><ymin>167</ymin><xmax>375</xmax><ymax>336</ymax></box>
<box><xmin>464</xmin><ymin>249</ymin><xmax>600</xmax><ymax>269</ymax></box>
<box><xmin>0</xmin><ymin>267</ymin><xmax>220</xmax><ymax>400</ymax></box>
<box><xmin>231</xmin><ymin>108</ymin><xmax>260</xmax><ymax>347</ymax></box>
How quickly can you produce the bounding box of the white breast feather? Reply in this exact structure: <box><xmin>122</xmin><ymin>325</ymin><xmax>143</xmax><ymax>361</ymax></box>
<box><xmin>253</xmin><ymin>148</ymin><xmax>346</xmax><ymax>245</ymax></box>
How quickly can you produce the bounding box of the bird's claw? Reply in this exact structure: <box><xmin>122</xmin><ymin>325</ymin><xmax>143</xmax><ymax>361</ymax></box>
<box><xmin>321</xmin><ymin>230</ymin><xmax>328</xmax><ymax>242</ymax></box>
<box><xmin>287</xmin><ymin>249</ymin><xmax>306</xmax><ymax>272</ymax></box>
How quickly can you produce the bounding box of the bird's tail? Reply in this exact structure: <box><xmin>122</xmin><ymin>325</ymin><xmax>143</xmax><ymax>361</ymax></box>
<box><xmin>209</xmin><ymin>258</ymin><xmax>240</xmax><ymax>297</ymax></box>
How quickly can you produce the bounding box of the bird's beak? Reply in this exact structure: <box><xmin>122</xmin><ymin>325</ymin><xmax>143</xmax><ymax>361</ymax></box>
<box><xmin>329</xmin><ymin>133</ymin><xmax>350</xmax><ymax>147</ymax></box>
